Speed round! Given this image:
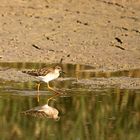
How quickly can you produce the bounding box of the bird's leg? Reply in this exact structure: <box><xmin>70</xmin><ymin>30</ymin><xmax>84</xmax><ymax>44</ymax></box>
<box><xmin>37</xmin><ymin>83</ymin><xmax>40</xmax><ymax>92</ymax></box>
<box><xmin>47</xmin><ymin>82</ymin><xmax>53</xmax><ymax>90</ymax></box>
<box><xmin>47</xmin><ymin>82</ymin><xmax>66</xmax><ymax>96</ymax></box>
<box><xmin>47</xmin><ymin>82</ymin><xmax>64</xmax><ymax>95</ymax></box>
<box><xmin>37</xmin><ymin>83</ymin><xmax>40</xmax><ymax>102</ymax></box>
<box><xmin>47</xmin><ymin>82</ymin><xmax>58</xmax><ymax>93</ymax></box>
<box><xmin>47</xmin><ymin>93</ymin><xmax>60</xmax><ymax>105</ymax></box>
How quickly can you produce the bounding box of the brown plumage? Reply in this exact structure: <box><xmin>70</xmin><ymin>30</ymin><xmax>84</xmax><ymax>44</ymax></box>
<box><xmin>22</xmin><ymin>65</ymin><xmax>61</xmax><ymax>77</ymax></box>
<box><xmin>22</xmin><ymin>58</ymin><xmax>63</xmax><ymax>77</ymax></box>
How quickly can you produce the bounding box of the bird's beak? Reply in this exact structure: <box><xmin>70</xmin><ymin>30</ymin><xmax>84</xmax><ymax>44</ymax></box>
<box><xmin>60</xmin><ymin>71</ymin><xmax>66</xmax><ymax>77</ymax></box>
<box><xmin>61</xmin><ymin>71</ymin><xmax>66</xmax><ymax>74</ymax></box>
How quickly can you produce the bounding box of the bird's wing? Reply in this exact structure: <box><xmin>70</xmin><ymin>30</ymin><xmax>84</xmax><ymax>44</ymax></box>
<box><xmin>22</xmin><ymin>67</ymin><xmax>54</xmax><ymax>76</ymax></box>
<box><xmin>37</xmin><ymin>67</ymin><xmax>54</xmax><ymax>76</ymax></box>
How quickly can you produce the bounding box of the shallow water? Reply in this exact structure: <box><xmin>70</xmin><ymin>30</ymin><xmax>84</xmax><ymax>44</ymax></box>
<box><xmin>0</xmin><ymin>62</ymin><xmax>140</xmax><ymax>140</ymax></box>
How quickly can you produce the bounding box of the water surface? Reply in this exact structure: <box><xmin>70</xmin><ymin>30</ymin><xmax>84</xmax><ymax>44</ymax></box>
<box><xmin>0</xmin><ymin>62</ymin><xmax>140</xmax><ymax>140</ymax></box>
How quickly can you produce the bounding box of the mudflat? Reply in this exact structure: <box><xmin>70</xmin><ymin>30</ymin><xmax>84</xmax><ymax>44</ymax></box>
<box><xmin>0</xmin><ymin>0</ymin><xmax>140</xmax><ymax>88</ymax></box>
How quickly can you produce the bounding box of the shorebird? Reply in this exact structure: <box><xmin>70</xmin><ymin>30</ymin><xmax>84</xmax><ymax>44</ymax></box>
<box><xmin>22</xmin><ymin>64</ymin><xmax>64</xmax><ymax>102</ymax></box>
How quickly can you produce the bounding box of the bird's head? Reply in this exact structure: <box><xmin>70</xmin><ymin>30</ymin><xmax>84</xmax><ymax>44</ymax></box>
<box><xmin>55</xmin><ymin>65</ymin><xmax>65</xmax><ymax>75</ymax></box>
<box><xmin>54</xmin><ymin>66</ymin><xmax>62</xmax><ymax>73</ymax></box>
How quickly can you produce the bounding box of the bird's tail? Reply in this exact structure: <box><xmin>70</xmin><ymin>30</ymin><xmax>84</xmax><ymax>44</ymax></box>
<box><xmin>22</xmin><ymin>70</ymin><xmax>38</xmax><ymax>76</ymax></box>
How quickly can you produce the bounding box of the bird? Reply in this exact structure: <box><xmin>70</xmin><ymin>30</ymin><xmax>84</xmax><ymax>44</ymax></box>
<box><xmin>22</xmin><ymin>65</ymin><xmax>64</xmax><ymax>102</ymax></box>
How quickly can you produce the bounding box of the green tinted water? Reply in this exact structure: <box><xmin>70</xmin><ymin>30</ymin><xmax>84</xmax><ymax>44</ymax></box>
<box><xmin>0</xmin><ymin>62</ymin><xmax>140</xmax><ymax>140</ymax></box>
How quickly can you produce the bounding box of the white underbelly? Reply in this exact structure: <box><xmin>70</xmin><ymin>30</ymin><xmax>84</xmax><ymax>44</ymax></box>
<box><xmin>38</xmin><ymin>73</ymin><xmax>59</xmax><ymax>83</ymax></box>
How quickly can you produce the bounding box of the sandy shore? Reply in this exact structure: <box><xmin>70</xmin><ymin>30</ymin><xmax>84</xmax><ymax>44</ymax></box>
<box><xmin>0</xmin><ymin>0</ymin><xmax>140</xmax><ymax>89</ymax></box>
<box><xmin>0</xmin><ymin>0</ymin><xmax>140</xmax><ymax>70</ymax></box>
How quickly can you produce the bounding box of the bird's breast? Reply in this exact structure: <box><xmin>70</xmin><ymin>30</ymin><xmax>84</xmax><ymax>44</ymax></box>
<box><xmin>38</xmin><ymin>73</ymin><xmax>59</xmax><ymax>83</ymax></box>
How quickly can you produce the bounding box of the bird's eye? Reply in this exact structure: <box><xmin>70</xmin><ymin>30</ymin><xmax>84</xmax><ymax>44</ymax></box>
<box><xmin>55</xmin><ymin>66</ymin><xmax>62</xmax><ymax>70</ymax></box>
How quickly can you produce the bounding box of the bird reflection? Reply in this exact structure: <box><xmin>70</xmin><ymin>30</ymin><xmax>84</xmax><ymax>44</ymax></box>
<box><xmin>21</xmin><ymin>104</ymin><xmax>59</xmax><ymax>120</ymax></box>
<box><xmin>21</xmin><ymin>93</ymin><xmax>60</xmax><ymax>120</ymax></box>
<box><xmin>21</xmin><ymin>59</ymin><xmax>65</xmax><ymax>119</ymax></box>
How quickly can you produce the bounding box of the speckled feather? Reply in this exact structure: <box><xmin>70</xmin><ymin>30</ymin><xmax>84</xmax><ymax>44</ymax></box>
<box><xmin>22</xmin><ymin>67</ymin><xmax>56</xmax><ymax>76</ymax></box>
